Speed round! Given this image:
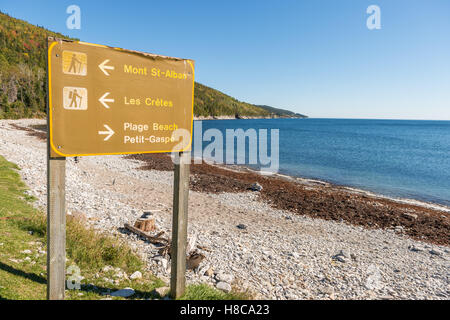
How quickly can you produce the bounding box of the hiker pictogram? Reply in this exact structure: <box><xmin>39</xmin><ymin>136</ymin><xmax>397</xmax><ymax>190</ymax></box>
<box><xmin>62</xmin><ymin>51</ymin><xmax>87</xmax><ymax>76</ymax></box>
<box><xmin>69</xmin><ymin>89</ymin><xmax>82</xmax><ymax>108</ymax></box>
<box><xmin>63</xmin><ymin>87</ymin><xmax>88</xmax><ymax>110</ymax></box>
<box><xmin>68</xmin><ymin>54</ymin><xmax>81</xmax><ymax>73</ymax></box>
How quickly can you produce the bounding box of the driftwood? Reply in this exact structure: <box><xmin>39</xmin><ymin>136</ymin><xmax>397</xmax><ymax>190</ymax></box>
<box><xmin>125</xmin><ymin>220</ymin><xmax>209</xmax><ymax>266</ymax></box>
<box><xmin>158</xmin><ymin>244</ymin><xmax>171</xmax><ymax>257</ymax></box>
<box><xmin>134</xmin><ymin>218</ymin><xmax>156</xmax><ymax>232</ymax></box>
<box><xmin>186</xmin><ymin>251</ymin><xmax>206</xmax><ymax>270</ymax></box>
<box><xmin>196</xmin><ymin>245</ymin><xmax>211</xmax><ymax>252</ymax></box>
<box><xmin>124</xmin><ymin>223</ymin><xmax>169</xmax><ymax>245</ymax></box>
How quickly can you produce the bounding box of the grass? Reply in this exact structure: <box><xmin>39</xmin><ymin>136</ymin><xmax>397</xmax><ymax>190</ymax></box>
<box><xmin>181</xmin><ymin>284</ymin><xmax>250</xmax><ymax>300</ymax></box>
<box><xmin>0</xmin><ymin>155</ymin><xmax>246</xmax><ymax>300</ymax></box>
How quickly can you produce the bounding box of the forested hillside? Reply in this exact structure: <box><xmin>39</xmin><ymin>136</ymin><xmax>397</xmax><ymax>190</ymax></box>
<box><xmin>194</xmin><ymin>82</ymin><xmax>271</xmax><ymax>118</ymax></box>
<box><xmin>0</xmin><ymin>11</ymin><xmax>305</xmax><ymax>119</ymax></box>
<box><xmin>0</xmin><ymin>12</ymin><xmax>75</xmax><ymax>118</ymax></box>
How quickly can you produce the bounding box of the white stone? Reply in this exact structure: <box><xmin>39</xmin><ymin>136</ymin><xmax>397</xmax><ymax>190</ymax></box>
<box><xmin>153</xmin><ymin>286</ymin><xmax>170</xmax><ymax>297</ymax></box>
<box><xmin>216</xmin><ymin>273</ymin><xmax>234</xmax><ymax>283</ymax></box>
<box><xmin>130</xmin><ymin>271</ymin><xmax>142</xmax><ymax>280</ymax></box>
<box><xmin>102</xmin><ymin>265</ymin><xmax>113</xmax><ymax>272</ymax></box>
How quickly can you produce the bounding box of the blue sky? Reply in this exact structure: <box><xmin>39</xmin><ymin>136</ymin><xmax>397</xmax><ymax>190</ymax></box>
<box><xmin>2</xmin><ymin>0</ymin><xmax>450</xmax><ymax>119</ymax></box>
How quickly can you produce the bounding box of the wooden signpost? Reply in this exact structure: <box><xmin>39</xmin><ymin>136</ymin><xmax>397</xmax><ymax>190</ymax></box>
<box><xmin>46</xmin><ymin>38</ymin><xmax>194</xmax><ymax>299</ymax></box>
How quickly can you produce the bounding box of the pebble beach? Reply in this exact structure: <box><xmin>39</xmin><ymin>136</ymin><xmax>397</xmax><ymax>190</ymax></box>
<box><xmin>1</xmin><ymin>119</ymin><xmax>449</xmax><ymax>300</ymax></box>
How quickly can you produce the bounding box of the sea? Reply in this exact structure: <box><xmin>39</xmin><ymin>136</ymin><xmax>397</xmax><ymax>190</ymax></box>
<box><xmin>193</xmin><ymin>118</ymin><xmax>450</xmax><ymax>207</ymax></box>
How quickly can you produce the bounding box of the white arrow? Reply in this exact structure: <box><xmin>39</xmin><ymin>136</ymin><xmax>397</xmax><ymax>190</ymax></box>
<box><xmin>99</xmin><ymin>92</ymin><xmax>114</xmax><ymax>109</ymax></box>
<box><xmin>98</xmin><ymin>59</ymin><xmax>115</xmax><ymax>76</ymax></box>
<box><xmin>98</xmin><ymin>124</ymin><xmax>115</xmax><ymax>141</ymax></box>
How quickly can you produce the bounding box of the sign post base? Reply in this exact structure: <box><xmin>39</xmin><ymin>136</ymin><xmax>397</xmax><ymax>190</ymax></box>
<box><xmin>170</xmin><ymin>151</ymin><xmax>190</xmax><ymax>299</ymax></box>
<box><xmin>46</xmin><ymin>156</ymin><xmax>66</xmax><ymax>300</ymax></box>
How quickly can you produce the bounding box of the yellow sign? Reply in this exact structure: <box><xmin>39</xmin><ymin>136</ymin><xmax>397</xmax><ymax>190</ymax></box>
<box><xmin>47</xmin><ymin>38</ymin><xmax>195</xmax><ymax>157</ymax></box>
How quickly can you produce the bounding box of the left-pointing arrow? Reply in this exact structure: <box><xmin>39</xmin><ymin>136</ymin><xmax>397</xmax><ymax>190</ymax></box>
<box><xmin>99</xmin><ymin>59</ymin><xmax>115</xmax><ymax>76</ymax></box>
<box><xmin>99</xmin><ymin>92</ymin><xmax>114</xmax><ymax>109</ymax></box>
<box><xmin>98</xmin><ymin>124</ymin><xmax>115</xmax><ymax>141</ymax></box>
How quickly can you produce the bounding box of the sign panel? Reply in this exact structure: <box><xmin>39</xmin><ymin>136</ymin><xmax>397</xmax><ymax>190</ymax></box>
<box><xmin>47</xmin><ymin>38</ymin><xmax>195</xmax><ymax>157</ymax></box>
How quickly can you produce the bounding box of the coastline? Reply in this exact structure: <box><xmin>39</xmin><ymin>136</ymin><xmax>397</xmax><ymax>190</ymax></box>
<box><xmin>6</xmin><ymin>119</ymin><xmax>450</xmax><ymax>245</ymax></box>
<box><xmin>2</xmin><ymin>118</ymin><xmax>449</xmax><ymax>300</ymax></box>
<box><xmin>227</xmin><ymin>163</ymin><xmax>450</xmax><ymax>214</ymax></box>
<box><xmin>127</xmin><ymin>153</ymin><xmax>450</xmax><ymax>246</ymax></box>
<box><xmin>193</xmin><ymin>115</ymin><xmax>307</xmax><ymax>120</ymax></box>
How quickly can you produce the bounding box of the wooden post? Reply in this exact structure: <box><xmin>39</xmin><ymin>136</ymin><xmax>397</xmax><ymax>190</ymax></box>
<box><xmin>47</xmin><ymin>156</ymin><xmax>66</xmax><ymax>300</ymax></box>
<box><xmin>46</xmin><ymin>38</ymin><xmax>67</xmax><ymax>300</ymax></box>
<box><xmin>170</xmin><ymin>151</ymin><xmax>190</xmax><ymax>299</ymax></box>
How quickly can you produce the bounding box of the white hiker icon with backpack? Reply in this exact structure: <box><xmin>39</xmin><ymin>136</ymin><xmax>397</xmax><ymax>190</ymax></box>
<box><xmin>63</xmin><ymin>87</ymin><xmax>88</xmax><ymax>110</ymax></box>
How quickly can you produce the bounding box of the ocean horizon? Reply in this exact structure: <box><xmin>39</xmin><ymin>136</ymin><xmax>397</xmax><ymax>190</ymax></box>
<box><xmin>194</xmin><ymin>118</ymin><xmax>450</xmax><ymax>207</ymax></box>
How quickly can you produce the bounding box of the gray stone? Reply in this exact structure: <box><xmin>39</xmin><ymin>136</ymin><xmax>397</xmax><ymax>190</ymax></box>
<box><xmin>333</xmin><ymin>250</ymin><xmax>350</xmax><ymax>262</ymax></box>
<box><xmin>408</xmin><ymin>245</ymin><xmax>424</xmax><ymax>252</ymax></box>
<box><xmin>403</xmin><ymin>212</ymin><xmax>418</xmax><ymax>220</ymax></box>
<box><xmin>334</xmin><ymin>255</ymin><xmax>347</xmax><ymax>263</ymax></box>
<box><xmin>249</xmin><ymin>182</ymin><xmax>263</xmax><ymax>192</ymax></box>
<box><xmin>216</xmin><ymin>282</ymin><xmax>232</xmax><ymax>293</ymax></box>
<box><xmin>394</xmin><ymin>226</ymin><xmax>404</xmax><ymax>233</ymax></box>
<box><xmin>429</xmin><ymin>249</ymin><xmax>443</xmax><ymax>256</ymax></box>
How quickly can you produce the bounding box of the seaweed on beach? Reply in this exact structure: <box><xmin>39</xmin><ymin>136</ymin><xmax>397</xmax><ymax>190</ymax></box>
<box><xmin>126</xmin><ymin>153</ymin><xmax>450</xmax><ymax>246</ymax></box>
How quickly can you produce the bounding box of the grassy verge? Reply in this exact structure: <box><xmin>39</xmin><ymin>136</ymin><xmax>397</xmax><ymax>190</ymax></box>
<box><xmin>181</xmin><ymin>284</ymin><xmax>250</xmax><ymax>300</ymax></box>
<box><xmin>0</xmin><ymin>155</ymin><xmax>245</xmax><ymax>300</ymax></box>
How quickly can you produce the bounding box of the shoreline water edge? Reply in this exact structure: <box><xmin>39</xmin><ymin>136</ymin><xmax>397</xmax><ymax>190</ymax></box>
<box><xmin>127</xmin><ymin>152</ymin><xmax>449</xmax><ymax>246</ymax></box>
<box><xmin>5</xmin><ymin>117</ymin><xmax>450</xmax><ymax>212</ymax></box>
<box><xmin>220</xmin><ymin>161</ymin><xmax>450</xmax><ymax>214</ymax></box>
<box><xmin>4</xmin><ymin>119</ymin><xmax>450</xmax><ymax>246</ymax></box>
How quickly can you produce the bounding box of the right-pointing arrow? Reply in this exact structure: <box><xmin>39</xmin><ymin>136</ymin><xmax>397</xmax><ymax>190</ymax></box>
<box><xmin>98</xmin><ymin>124</ymin><xmax>115</xmax><ymax>141</ymax></box>
<box><xmin>99</xmin><ymin>92</ymin><xmax>114</xmax><ymax>109</ymax></box>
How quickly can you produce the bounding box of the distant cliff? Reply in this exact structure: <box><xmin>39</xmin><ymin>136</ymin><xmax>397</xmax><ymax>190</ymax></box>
<box><xmin>194</xmin><ymin>83</ymin><xmax>307</xmax><ymax>119</ymax></box>
<box><xmin>256</xmin><ymin>105</ymin><xmax>308</xmax><ymax>119</ymax></box>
